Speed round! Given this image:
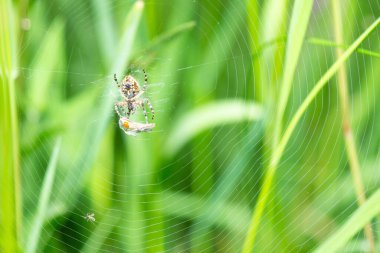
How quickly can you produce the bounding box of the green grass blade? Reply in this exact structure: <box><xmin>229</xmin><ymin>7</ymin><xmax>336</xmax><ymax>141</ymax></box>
<box><xmin>210</xmin><ymin>124</ymin><xmax>264</xmax><ymax>201</ymax></box>
<box><xmin>331</xmin><ymin>0</ymin><xmax>375</xmax><ymax>250</ymax></box>
<box><xmin>242</xmin><ymin>0</ymin><xmax>313</xmax><ymax>251</ymax></box>
<box><xmin>260</xmin><ymin>0</ymin><xmax>289</xmax><ymax>98</ymax></box>
<box><xmin>92</xmin><ymin>0</ymin><xmax>116</xmax><ymax>66</ymax></box>
<box><xmin>120</xmin><ymin>139</ymin><xmax>146</xmax><ymax>252</ymax></box>
<box><xmin>135</xmin><ymin>21</ymin><xmax>196</xmax><ymax>56</ymax></box>
<box><xmin>0</xmin><ymin>0</ymin><xmax>21</xmax><ymax>252</ymax></box>
<box><xmin>26</xmin><ymin>138</ymin><xmax>61</xmax><ymax>253</ymax></box>
<box><xmin>352</xmin><ymin>58</ymin><xmax>380</xmax><ymax>126</ymax></box>
<box><xmin>247</xmin><ymin>0</ymin><xmax>262</xmax><ymax>101</ymax></box>
<box><xmin>308</xmin><ymin>37</ymin><xmax>380</xmax><ymax>59</ymax></box>
<box><xmin>272</xmin><ymin>0</ymin><xmax>313</xmax><ymax>148</ymax></box>
<box><xmin>265</xmin><ymin>15</ymin><xmax>380</xmax><ymax>252</ymax></box>
<box><xmin>28</xmin><ymin>19</ymin><xmax>65</xmax><ymax>114</ymax></box>
<box><xmin>190</xmin><ymin>0</ymin><xmax>246</xmax><ymax>98</ymax></box>
<box><xmin>275</xmin><ymin>16</ymin><xmax>380</xmax><ymax>171</ymax></box>
<box><xmin>194</xmin><ymin>124</ymin><xmax>264</xmax><ymax>250</ymax></box>
<box><xmin>242</xmin><ymin>14</ymin><xmax>380</xmax><ymax>253</ymax></box>
<box><xmin>112</xmin><ymin>0</ymin><xmax>144</xmax><ymax>74</ymax></box>
<box><xmin>313</xmin><ymin>189</ymin><xmax>380</xmax><ymax>253</ymax></box>
<box><xmin>164</xmin><ymin>100</ymin><xmax>264</xmax><ymax>157</ymax></box>
<box><xmin>261</xmin><ymin>17</ymin><xmax>380</xmax><ymax>251</ymax></box>
<box><xmin>246</xmin><ymin>35</ymin><xmax>380</xmax><ymax>60</ymax></box>
<box><xmin>314</xmin><ymin>160</ymin><xmax>380</xmax><ymax>220</ymax></box>
<box><xmin>160</xmin><ymin>190</ymin><xmax>251</xmax><ymax>235</ymax></box>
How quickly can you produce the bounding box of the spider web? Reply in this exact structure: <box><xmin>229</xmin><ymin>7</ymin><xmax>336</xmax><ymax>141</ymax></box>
<box><xmin>16</xmin><ymin>0</ymin><xmax>380</xmax><ymax>252</ymax></box>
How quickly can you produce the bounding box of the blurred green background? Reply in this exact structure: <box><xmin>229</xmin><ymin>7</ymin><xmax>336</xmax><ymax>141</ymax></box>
<box><xmin>1</xmin><ymin>0</ymin><xmax>380</xmax><ymax>252</ymax></box>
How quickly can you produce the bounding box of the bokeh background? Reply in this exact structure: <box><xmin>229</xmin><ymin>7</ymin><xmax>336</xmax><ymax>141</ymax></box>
<box><xmin>1</xmin><ymin>0</ymin><xmax>380</xmax><ymax>252</ymax></box>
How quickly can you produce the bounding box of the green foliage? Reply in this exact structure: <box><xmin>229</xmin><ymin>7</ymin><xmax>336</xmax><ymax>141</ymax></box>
<box><xmin>26</xmin><ymin>139</ymin><xmax>61</xmax><ymax>253</ymax></box>
<box><xmin>243</xmin><ymin>0</ymin><xmax>314</xmax><ymax>250</ymax></box>
<box><xmin>0</xmin><ymin>0</ymin><xmax>21</xmax><ymax>252</ymax></box>
<box><xmin>1</xmin><ymin>0</ymin><xmax>380</xmax><ymax>252</ymax></box>
<box><xmin>164</xmin><ymin>100</ymin><xmax>264</xmax><ymax>157</ymax></box>
<box><xmin>314</xmin><ymin>189</ymin><xmax>380</xmax><ymax>253</ymax></box>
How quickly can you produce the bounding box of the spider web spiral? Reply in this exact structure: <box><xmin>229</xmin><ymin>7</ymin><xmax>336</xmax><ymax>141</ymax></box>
<box><xmin>10</xmin><ymin>0</ymin><xmax>380</xmax><ymax>252</ymax></box>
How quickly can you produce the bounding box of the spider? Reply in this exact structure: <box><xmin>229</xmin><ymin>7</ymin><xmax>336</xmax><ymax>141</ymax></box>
<box><xmin>113</xmin><ymin>69</ymin><xmax>155</xmax><ymax>123</ymax></box>
<box><xmin>84</xmin><ymin>213</ymin><xmax>95</xmax><ymax>223</ymax></box>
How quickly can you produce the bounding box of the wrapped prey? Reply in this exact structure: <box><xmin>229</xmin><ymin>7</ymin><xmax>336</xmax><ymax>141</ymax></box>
<box><xmin>118</xmin><ymin>117</ymin><xmax>155</xmax><ymax>136</ymax></box>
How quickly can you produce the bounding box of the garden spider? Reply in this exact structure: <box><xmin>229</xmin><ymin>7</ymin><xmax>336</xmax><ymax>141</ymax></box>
<box><xmin>113</xmin><ymin>69</ymin><xmax>155</xmax><ymax>123</ymax></box>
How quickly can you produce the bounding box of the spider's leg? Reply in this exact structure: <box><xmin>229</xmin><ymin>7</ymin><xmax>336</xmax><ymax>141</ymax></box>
<box><xmin>142</xmin><ymin>69</ymin><xmax>148</xmax><ymax>91</ymax></box>
<box><xmin>114</xmin><ymin>103</ymin><xmax>122</xmax><ymax>117</ymax></box>
<box><xmin>140</xmin><ymin>100</ymin><xmax>149</xmax><ymax>123</ymax></box>
<box><xmin>114</xmin><ymin>74</ymin><xmax>120</xmax><ymax>88</ymax></box>
<box><xmin>115</xmin><ymin>101</ymin><xmax>127</xmax><ymax>117</ymax></box>
<box><xmin>144</xmin><ymin>98</ymin><xmax>155</xmax><ymax>120</ymax></box>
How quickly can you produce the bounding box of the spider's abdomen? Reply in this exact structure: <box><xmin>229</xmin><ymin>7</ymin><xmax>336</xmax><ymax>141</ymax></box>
<box><xmin>121</xmin><ymin>75</ymin><xmax>141</xmax><ymax>99</ymax></box>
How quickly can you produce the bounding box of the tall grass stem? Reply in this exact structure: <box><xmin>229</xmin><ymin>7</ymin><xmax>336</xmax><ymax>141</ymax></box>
<box><xmin>0</xmin><ymin>0</ymin><xmax>21</xmax><ymax>251</ymax></box>
<box><xmin>331</xmin><ymin>1</ymin><xmax>375</xmax><ymax>251</ymax></box>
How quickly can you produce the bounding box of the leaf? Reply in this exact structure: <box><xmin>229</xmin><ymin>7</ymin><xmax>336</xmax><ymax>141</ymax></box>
<box><xmin>135</xmin><ymin>21</ymin><xmax>196</xmax><ymax>56</ymax></box>
<box><xmin>242</xmin><ymin>0</ymin><xmax>314</xmax><ymax>250</ymax></box>
<box><xmin>274</xmin><ymin>0</ymin><xmax>314</xmax><ymax>145</ymax></box>
<box><xmin>277</xmin><ymin>17</ymin><xmax>380</xmax><ymax>168</ymax></box>
<box><xmin>26</xmin><ymin>138</ymin><xmax>61</xmax><ymax>253</ymax></box>
<box><xmin>313</xmin><ymin>189</ymin><xmax>380</xmax><ymax>253</ymax></box>
<box><xmin>28</xmin><ymin>19</ymin><xmax>65</xmax><ymax>113</ymax></box>
<box><xmin>164</xmin><ymin>100</ymin><xmax>264</xmax><ymax>157</ymax></box>
<box><xmin>0</xmin><ymin>1</ymin><xmax>21</xmax><ymax>252</ymax></box>
<box><xmin>160</xmin><ymin>190</ymin><xmax>251</xmax><ymax>235</ymax></box>
<box><xmin>308</xmin><ymin>37</ymin><xmax>380</xmax><ymax>59</ymax></box>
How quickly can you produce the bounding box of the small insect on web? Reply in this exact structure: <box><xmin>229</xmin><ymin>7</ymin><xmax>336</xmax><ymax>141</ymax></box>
<box><xmin>113</xmin><ymin>69</ymin><xmax>155</xmax><ymax>135</ymax></box>
<box><xmin>84</xmin><ymin>213</ymin><xmax>95</xmax><ymax>223</ymax></box>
